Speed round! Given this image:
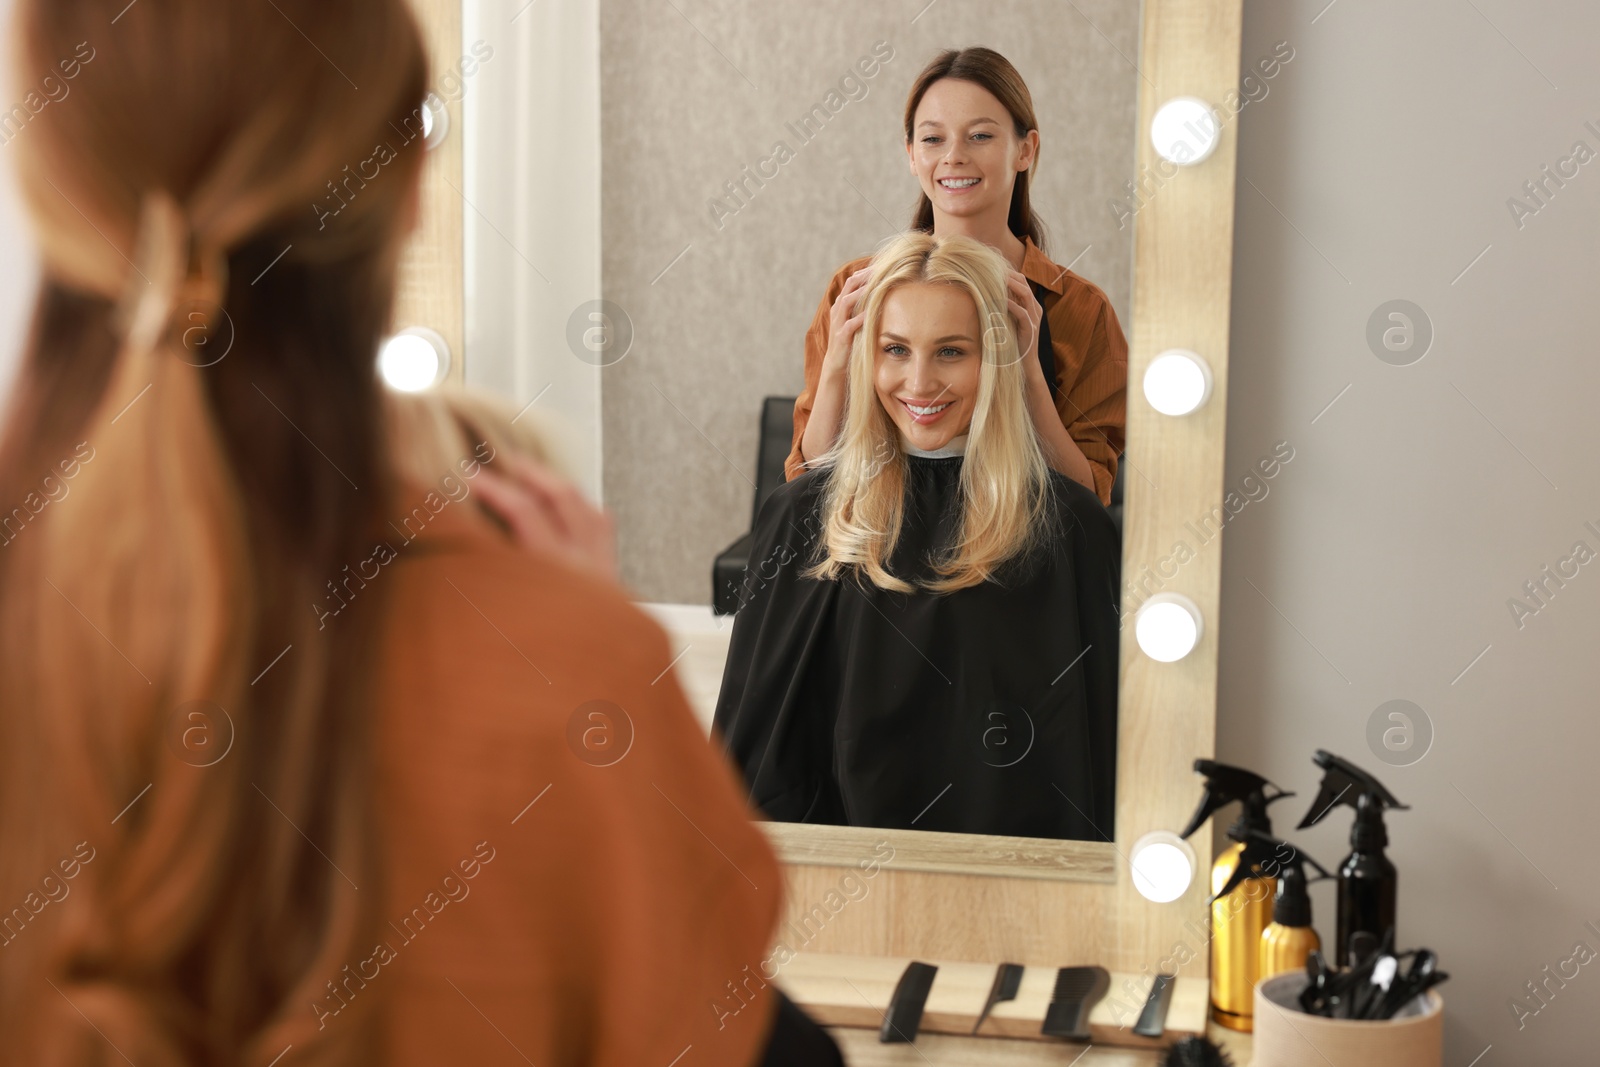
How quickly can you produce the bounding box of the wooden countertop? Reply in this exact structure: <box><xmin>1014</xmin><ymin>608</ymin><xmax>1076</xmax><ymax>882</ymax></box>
<box><xmin>824</xmin><ymin>1021</ymin><xmax>1253</xmax><ymax>1065</ymax></box>
<box><xmin>778</xmin><ymin>952</ymin><xmax>1255</xmax><ymax>1065</ymax></box>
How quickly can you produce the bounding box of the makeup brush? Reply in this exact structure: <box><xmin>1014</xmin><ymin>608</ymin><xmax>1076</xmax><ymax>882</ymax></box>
<box><xmin>1160</xmin><ymin>1036</ymin><xmax>1235</xmax><ymax>1066</ymax></box>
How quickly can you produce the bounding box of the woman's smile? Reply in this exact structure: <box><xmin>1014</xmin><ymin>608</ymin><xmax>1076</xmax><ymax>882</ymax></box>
<box><xmin>901</xmin><ymin>397</ymin><xmax>954</xmax><ymax>423</ymax></box>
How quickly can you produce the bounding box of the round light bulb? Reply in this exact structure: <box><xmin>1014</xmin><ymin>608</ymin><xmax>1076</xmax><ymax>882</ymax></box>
<box><xmin>1130</xmin><ymin>831</ymin><xmax>1197</xmax><ymax>903</ymax></box>
<box><xmin>1144</xmin><ymin>349</ymin><xmax>1214</xmax><ymax>416</ymax></box>
<box><xmin>1151</xmin><ymin>96</ymin><xmax>1220</xmax><ymax>166</ymax></box>
<box><xmin>1135</xmin><ymin>593</ymin><xmax>1203</xmax><ymax>663</ymax></box>
<box><xmin>421</xmin><ymin>94</ymin><xmax>449</xmax><ymax>150</ymax></box>
<box><xmin>379</xmin><ymin>328</ymin><xmax>449</xmax><ymax>392</ymax></box>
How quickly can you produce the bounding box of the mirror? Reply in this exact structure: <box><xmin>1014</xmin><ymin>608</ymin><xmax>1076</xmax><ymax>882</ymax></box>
<box><xmin>469</xmin><ymin>9</ymin><xmax>1139</xmax><ymax>847</ymax></box>
<box><xmin>458</xmin><ymin>0</ymin><xmax>1238</xmax><ymax>918</ymax></box>
<box><xmin>702</xmin><ymin>45</ymin><xmax>1135</xmax><ymax>845</ymax></box>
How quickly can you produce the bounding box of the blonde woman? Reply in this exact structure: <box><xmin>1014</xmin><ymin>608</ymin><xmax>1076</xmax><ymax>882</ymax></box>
<box><xmin>713</xmin><ymin>232</ymin><xmax>1121</xmax><ymax>842</ymax></box>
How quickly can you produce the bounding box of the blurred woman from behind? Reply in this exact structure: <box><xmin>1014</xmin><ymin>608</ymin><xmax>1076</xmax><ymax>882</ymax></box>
<box><xmin>0</xmin><ymin>2</ymin><xmax>793</xmax><ymax>1064</ymax></box>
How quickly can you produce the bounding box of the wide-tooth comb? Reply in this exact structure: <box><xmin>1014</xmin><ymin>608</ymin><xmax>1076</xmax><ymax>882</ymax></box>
<box><xmin>1040</xmin><ymin>965</ymin><xmax>1110</xmax><ymax>1040</ymax></box>
<box><xmin>879</xmin><ymin>961</ymin><xmax>938</xmax><ymax>1044</ymax></box>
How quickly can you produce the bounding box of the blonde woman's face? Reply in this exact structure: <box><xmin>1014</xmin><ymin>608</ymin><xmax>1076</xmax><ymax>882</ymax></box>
<box><xmin>873</xmin><ymin>282</ymin><xmax>982</xmax><ymax>452</ymax></box>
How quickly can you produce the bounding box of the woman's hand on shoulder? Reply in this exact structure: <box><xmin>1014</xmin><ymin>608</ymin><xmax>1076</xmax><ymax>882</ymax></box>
<box><xmin>471</xmin><ymin>456</ymin><xmax>619</xmax><ymax>585</ymax></box>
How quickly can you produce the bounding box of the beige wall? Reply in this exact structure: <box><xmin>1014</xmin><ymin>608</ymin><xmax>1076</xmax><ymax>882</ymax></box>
<box><xmin>600</xmin><ymin>0</ymin><xmax>1139</xmax><ymax>603</ymax></box>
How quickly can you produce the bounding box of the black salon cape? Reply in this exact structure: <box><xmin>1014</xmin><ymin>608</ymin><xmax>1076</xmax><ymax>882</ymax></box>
<box><xmin>712</xmin><ymin>455</ymin><xmax>1121</xmax><ymax>842</ymax></box>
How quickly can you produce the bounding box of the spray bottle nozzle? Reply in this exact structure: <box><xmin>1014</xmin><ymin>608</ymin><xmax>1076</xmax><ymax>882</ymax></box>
<box><xmin>1179</xmin><ymin>759</ymin><xmax>1295</xmax><ymax>843</ymax></box>
<box><xmin>1246</xmin><ymin>830</ymin><xmax>1332</xmax><ymax>925</ymax></box>
<box><xmin>1295</xmin><ymin>749</ymin><xmax>1409</xmax><ymax>831</ymax></box>
<box><xmin>1208</xmin><ymin>828</ymin><xmax>1330</xmax><ymax>905</ymax></box>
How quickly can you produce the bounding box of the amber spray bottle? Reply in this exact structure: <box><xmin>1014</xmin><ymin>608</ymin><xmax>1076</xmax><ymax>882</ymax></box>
<box><xmin>1254</xmin><ymin>832</ymin><xmax>1333</xmax><ymax>982</ymax></box>
<box><xmin>1180</xmin><ymin>761</ymin><xmax>1297</xmax><ymax>1033</ymax></box>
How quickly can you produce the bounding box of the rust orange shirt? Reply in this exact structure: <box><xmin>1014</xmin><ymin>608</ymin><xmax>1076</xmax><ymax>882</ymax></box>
<box><xmin>785</xmin><ymin>234</ymin><xmax>1129</xmax><ymax>506</ymax></box>
<box><xmin>367</xmin><ymin>488</ymin><xmax>784</xmax><ymax>1066</ymax></box>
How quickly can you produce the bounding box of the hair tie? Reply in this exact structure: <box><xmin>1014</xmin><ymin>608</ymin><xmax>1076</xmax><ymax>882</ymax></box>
<box><xmin>113</xmin><ymin>191</ymin><xmax>229</xmax><ymax>356</ymax></box>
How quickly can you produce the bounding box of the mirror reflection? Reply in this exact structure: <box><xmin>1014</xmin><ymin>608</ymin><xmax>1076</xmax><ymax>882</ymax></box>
<box><xmin>702</xmin><ymin>46</ymin><xmax>1135</xmax><ymax>842</ymax></box>
<box><xmin>714</xmin><ymin>227</ymin><xmax>1123</xmax><ymax>840</ymax></box>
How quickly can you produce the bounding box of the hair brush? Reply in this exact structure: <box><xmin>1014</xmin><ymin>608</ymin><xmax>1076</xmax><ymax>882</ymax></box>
<box><xmin>1161</xmin><ymin>1036</ymin><xmax>1235</xmax><ymax>1067</ymax></box>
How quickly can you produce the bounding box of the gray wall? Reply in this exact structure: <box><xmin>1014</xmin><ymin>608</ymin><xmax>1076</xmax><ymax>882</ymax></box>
<box><xmin>1222</xmin><ymin>2</ymin><xmax>1599</xmax><ymax>1063</ymax></box>
<box><xmin>599</xmin><ymin>0</ymin><xmax>1138</xmax><ymax>604</ymax></box>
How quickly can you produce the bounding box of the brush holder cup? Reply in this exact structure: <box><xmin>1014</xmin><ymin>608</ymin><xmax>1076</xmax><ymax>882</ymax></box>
<box><xmin>1250</xmin><ymin>972</ymin><xmax>1443</xmax><ymax>1067</ymax></box>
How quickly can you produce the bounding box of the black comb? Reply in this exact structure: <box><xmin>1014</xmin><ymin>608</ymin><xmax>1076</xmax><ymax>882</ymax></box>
<box><xmin>1133</xmin><ymin>973</ymin><xmax>1177</xmax><ymax>1038</ymax></box>
<box><xmin>971</xmin><ymin>962</ymin><xmax>1024</xmax><ymax>1034</ymax></box>
<box><xmin>1040</xmin><ymin>965</ymin><xmax>1110</xmax><ymax>1040</ymax></box>
<box><xmin>879</xmin><ymin>961</ymin><xmax>937</xmax><ymax>1043</ymax></box>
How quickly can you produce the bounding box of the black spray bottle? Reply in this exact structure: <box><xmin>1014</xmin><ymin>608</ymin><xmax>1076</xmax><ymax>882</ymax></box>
<box><xmin>1295</xmin><ymin>750</ymin><xmax>1409</xmax><ymax>964</ymax></box>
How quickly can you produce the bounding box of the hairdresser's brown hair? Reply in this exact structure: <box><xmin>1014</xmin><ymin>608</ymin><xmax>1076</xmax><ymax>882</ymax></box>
<box><xmin>903</xmin><ymin>47</ymin><xmax>1049</xmax><ymax>253</ymax></box>
<box><xmin>0</xmin><ymin>1</ymin><xmax>429</xmax><ymax>1063</ymax></box>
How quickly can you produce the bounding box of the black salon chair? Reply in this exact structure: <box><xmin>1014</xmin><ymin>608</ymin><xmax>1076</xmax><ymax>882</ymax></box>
<box><xmin>1108</xmin><ymin>451</ymin><xmax>1126</xmax><ymax>539</ymax></box>
<box><xmin>712</xmin><ymin>396</ymin><xmax>796</xmax><ymax>615</ymax></box>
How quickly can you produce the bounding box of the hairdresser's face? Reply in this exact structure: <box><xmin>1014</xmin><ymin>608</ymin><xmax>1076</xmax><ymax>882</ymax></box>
<box><xmin>874</xmin><ymin>283</ymin><xmax>982</xmax><ymax>452</ymax></box>
<box><xmin>908</xmin><ymin>78</ymin><xmax>1036</xmax><ymax>223</ymax></box>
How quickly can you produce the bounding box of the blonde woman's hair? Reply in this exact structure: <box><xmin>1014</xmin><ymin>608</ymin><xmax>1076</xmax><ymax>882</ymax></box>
<box><xmin>804</xmin><ymin>231</ymin><xmax>1055</xmax><ymax>593</ymax></box>
<box><xmin>387</xmin><ymin>386</ymin><xmax>567</xmax><ymax>489</ymax></box>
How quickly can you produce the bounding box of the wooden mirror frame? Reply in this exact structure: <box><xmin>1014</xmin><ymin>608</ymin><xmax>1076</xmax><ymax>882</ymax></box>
<box><xmin>420</xmin><ymin>0</ymin><xmax>1244</xmax><ymax>1014</ymax></box>
<box><xmin>761</xmin><ymin>0</ymin><xmax>1243</xmax><ymax>981</ymax></box>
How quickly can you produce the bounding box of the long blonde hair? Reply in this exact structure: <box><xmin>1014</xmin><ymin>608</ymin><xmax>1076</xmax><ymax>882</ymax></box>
<box><xmin>387</xmin><ymin>386</ymin><xmax>566</xmax><ymax>488</ymax></box>
<box><xmin>0</xmin><ymin>1</ymin><xmax>429</xmax><ymax>1063</ymax></box>
<box><xmin>805</xmin><ymin>232</ymin><xmax>1055</xmax><ymax>593</ymax></box>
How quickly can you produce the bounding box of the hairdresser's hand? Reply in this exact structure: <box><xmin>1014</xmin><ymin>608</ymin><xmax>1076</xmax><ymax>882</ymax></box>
<box><xmin>821</xmin><ymin>266</ymin><xmax>873</xmax><ymax>375</ymax></box>
<box><xmin>472</xmin><ymin>456</ymin><xmax>619</xmax><ymax>585</ymax></box>
<box><xmin>1004</xmin><ymin>268</ymin><xmax>1048</xmax><ymax>396</ymax></box>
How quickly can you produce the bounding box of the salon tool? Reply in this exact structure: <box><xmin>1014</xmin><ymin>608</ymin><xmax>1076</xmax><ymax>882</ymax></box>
<box><xmin>971</xmin><ymin>962</ymin><xmax>1023</xmax><ymax>1034</ymax></box>
<box><xmin>1254</xmin><ymin>832</ymin><xmax>1333</xmax><ymax>983</ymax></box>
<box><xmin>1181</xmin><ymin>760</ymin><xmax>1296</xmax><ymax>1032</ymax></box>
<box><xmin>1293</xmin><ymin>926</ymin><xmax>1449</xmax><ymax>1020</ymax></box>
<box><xmin>1160</xmin><ymin>1035</ymin><xmax>1235</xmax><ymax>1066</ymax></box>
<box><xmin>1377</xmin><ymin>969</ymin><xmax>1449</xmax><ymax>1020</ymax></box>
<box><xmin>1132</xmin><ymin>973</ymin><xmax>1177</xmax><ymax>1038</ymax></box>
<box><xmin>1040</xmin><ymin>965</ymin><xmax>1110</xmax><ymax>1040</ymax></box>
<box><xmin>1297</xmin><ymin>750</ymin><xmax>1409</xmax><ymax>962</ymax></box>
<box><xmin>1347</xmin><ymin>930</ymin><xmax>1378</xmax><ymax>969</ymax></box>
<box><xmin>879</xmin><ymin>961</ymin><xmax>937</xmax><ymax>1043</ymax></box>
<box><xmin>1366</xmin><ymin>947</ymin><xmax>1445</xmax><ymax>1020</ymax></box>
<box><xmin>1352</xmin><ymin>946</ymin><xmax>1397</xmax><ymax>1020</ymax></box>
<box><xmin>1335</xmin><ymin>925</ymin><xmax>1393</xmax><ymax>1021</ymax></box>
<box><xmin>1374</xmin><ymin>949</ymin><xmax>1437</xmax><ymax>1019</ymax></box>
<box><xmin>1297</xmin><ymin>949</ymin><xmax>1333</xmax><ymax>1015</ymax></box>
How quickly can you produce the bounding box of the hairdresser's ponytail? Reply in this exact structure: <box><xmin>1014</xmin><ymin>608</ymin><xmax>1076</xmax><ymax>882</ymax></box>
<box><xmin>0</xmin><ymin>2</ymin><xmax>431</xmax><ymax>1061</ymax></box>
